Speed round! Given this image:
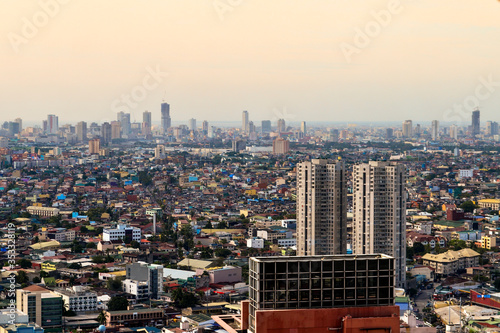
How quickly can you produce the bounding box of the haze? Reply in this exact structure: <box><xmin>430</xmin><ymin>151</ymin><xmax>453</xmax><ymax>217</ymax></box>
<box><xmin>1</xmin><ymin>0</ymin><xmax>500</xmax><ymax>125</ymax></box>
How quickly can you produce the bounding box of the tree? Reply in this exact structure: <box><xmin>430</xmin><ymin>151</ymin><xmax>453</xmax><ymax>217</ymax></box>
<box><xmin>107</xmin><ymin>296</ymin><xmax>129</xmax><ymax>311</ymax></box>
<box><xmin>97</xmin><ymin>311</ymin><xmax>107</xmax><ymax>325</ymax></box>
<box><xmin>32</xmin><ymin>276</ymin><xmax>41</xmax><ymax>283</ymax></box>
<box><xmin>460</xmin><ymin>201</ymin><xmax>478</xmax><ymax>213</ymax></box>
<box><xmin>171</xmin><ymin>288</ymin><xmax>199</xmax><ymax>308</ymax></box>
<box><xmin>16</xmin><ymin>270</ymin><xmax>29</xmax><ymax>284</ymax></box>
<box><xmin>494</xmin><ymin>278</ymin><xmax>500</xmax><ymax>290</ymax></box>
<box><xmin>40</xmin><ymin>270</ymin><xmax>49</xmax><ymax>278</ymax></box>
<box><xmin>413</xmin><ymin>242</ymin><xmax>426</xmax><ymax>255</ymax></box>
<box><xmin>130</xmin><ymin>240</ymin><xmax>140</xmax><ymax>249</ymax></box>
<box><xmin>67</xmin><ymin>263</ymin><xmax>82</xmax><ymax>269</ymax></box>
<box><xmin>92</xmin><ymin>255</ymin><xmax>106</xmax><ymax>264</ymax></box>
<box><xmin>106</xmin><ymin>278</ymin><xmax>123</xmax><ymax>291</ymax></box>
<box><xmin>17</xmin><ymin>259</ymin><xmax>32</xmax><ymax>269</ymax></box>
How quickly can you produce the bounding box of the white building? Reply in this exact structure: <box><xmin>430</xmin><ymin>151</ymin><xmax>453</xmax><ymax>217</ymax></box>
<box><xmin>459</xmin><ymin>169</ymin><xmax>474</xmax><ymax>179</ymax></box>
<box><xmin>277</xmin><ymin>238</ymin><xmax>296</xmax><ymax>248</ymax></box>
<box><xmin>54</xmin><ymin>286</ymin><xmax>98</xmax><ymax>313</ymax></box>
<box><xmin>102</xmin><ymin>224</ymin><xmax>141</xmax><ymax>242</ymax></box>
<box><xmin>246</xmin><ymin>238</ymin><xmax>264</xmax><ymax>249</ymax></box>
<box><xmin>123</xmin><ymin>279</ymin><xmax>149</xmax><ymax>300</ymax></box>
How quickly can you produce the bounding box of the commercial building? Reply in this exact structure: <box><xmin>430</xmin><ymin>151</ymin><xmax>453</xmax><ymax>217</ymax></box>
<box><xmin>142</xmin><ymin>111</ymin><xmax>152</xmax><ymax>136</ymax></box>
<box><xmin>422</xmin><ymin>248</ymin><xmax>480</xmax><ymax>276</ymax></box>
<box><xmin>352</xmin><ymin>161</ymin><xmax>406</xmax><ymax>288</ymax></box>
<box><xmin>26</xmin><ymin>206</ymin><xmax>59</xmax><ymax>218</ymax></box>
<box><xmin>242</xmin><ymin>110</ymin><xmax>249</xmax><ymax>134</ymax></box>
<box><xmin>53</xmin><ymin>286</ymin><xmax>97</xmax><ymax>313</ymax></box>
<box><xmin>76</xmin><ymin>121</ymin><xmax>87</xmax><ymax>142</ymax></box>
<box><xmin>161</xmin><ymin>102</ymin><xmax>171</xmax><ymax>133</ymax></box>
<box><xmin>126</xmin><ymin>262</ymin><xmax>163</xmax><ymax>299</ymax></box>
<box><xmin>296</xmin><ymin>159</ymin><xmax>347</xmax><ymax>256</ymax></box>
<box><xmin>245</xmin><ymin>254</ymin><xmax>398</xmax><ymax>333</ymax></box>
<box><xmin>247</xmin><ymin>238</ymin><xmax>264</xmax><ymax>249</ymax></box>
<box><xmin>431</xmin><ymin>120</ymin><xmax>439</xmax><ymax>140</ymax></box>
<box><xmin>472</xmin><ymin>109</ymin><xmax>480</xmax><ymax>136</ymax></box>
<box><xmin>261</xmin><ymin>120</ymin><xmax>271</xmax><ymax>133</ymax></box>
<box><xmin>272</xmin><ymin>137</ymin><xmax>290</xmax><ymax>155</ymax></box>
<box><xmin>123</xmin><ymin>279</ymin><xmax>149</xmax><ymax>300</ymax></box>
<box><xmin>478</xmin><ymin>199</ymin><xmax>500</xmax><ymax>210</ymax></box>
<box><xmin>47</xmin><ymin>115</ymin><xmax>58</xmax><ymax>135</ymax></box>
<box><xmin>102</xmin><ymin>224</ymin><xmax>141</xmax><ymax>242</ymax></box>
<box><xmin>104</xmin><ymin>308</ymin><xmax>165</xmax><ymax>327</ymax></box>
<box><xmin>402</xmin><ymin>120</ymin><xmax>412</xmax><ymax>138</ymax></box>
<box><xmin>88</xmin><ymin>138</ymin><xmax>100</xmax><ymax>155</ymax></box>
<box><xmin>16</xmin><ymin>285</ymin><xmax>63</xmax><ymax>329</ymax></box>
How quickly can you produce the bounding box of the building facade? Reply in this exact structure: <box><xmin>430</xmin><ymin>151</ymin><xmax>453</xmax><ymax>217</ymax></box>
<box><xmin>352</xmin><ymin>161</ymin><xmax>406</xmax><ymax>288</ymax></box>
<box><xmin>102</xmin><ymin>224</ymin><xmax>141</xmax><ymax>242</ymax></box>
<box><xmin>296</xmin><ymin>159</ymin><xmax>347</xmax><ymax>256</ymax></box>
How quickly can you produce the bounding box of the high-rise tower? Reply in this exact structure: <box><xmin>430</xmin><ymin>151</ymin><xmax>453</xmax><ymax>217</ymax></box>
<box><xmin>297</xmin><ymin>159</ymin><xmax>347</xmax><ymax>256</ymax></box>
<box><xmin>352</xmin><ymin>161</ymin><xmax>406</xmax><ymax>288</ymax></box>
<box><xmin>472</xmin><ymin>109</ymin><xmax>480</xmax><ymax>136</ymax></box>
<box><xmin>161</xmin><ymin>102</ymin><xmax>171</xmax><ymax>133</ymax></box>
<box><xmin>242</xmin><ymin>110</ymin><xmax>249</xmax><ymax>134</ymax></box>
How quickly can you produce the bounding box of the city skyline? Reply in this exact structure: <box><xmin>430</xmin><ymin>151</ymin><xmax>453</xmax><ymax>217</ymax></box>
<box><xmin>1</xmin><ymin>1</ymin><xmax>500</xmax><ymax>123</ymax></box>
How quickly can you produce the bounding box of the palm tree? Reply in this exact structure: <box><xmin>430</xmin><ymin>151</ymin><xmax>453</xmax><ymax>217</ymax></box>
<box><xmin>97</xmin><ymin>311</ymin><xmax>107</xmax><ymax>325</ymax></box>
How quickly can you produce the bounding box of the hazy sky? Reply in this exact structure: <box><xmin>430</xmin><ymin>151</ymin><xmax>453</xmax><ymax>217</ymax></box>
<box><xmin>1</xmin><ymin>0</ymin><xmax>500</xmax><ymax>126</ymax></box>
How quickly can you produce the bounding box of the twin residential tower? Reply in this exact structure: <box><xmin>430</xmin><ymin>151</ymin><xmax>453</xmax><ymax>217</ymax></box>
<box><xmin>296</xmin><ymin>159</ymin><xmax>407</xmax><ymax>288</ymax></box>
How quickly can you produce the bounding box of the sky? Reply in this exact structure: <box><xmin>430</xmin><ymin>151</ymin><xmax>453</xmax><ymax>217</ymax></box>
<box><xmin>1</xmin><ymin>0</ymin><xmax>500</xmax><ymax>126</ymax></box>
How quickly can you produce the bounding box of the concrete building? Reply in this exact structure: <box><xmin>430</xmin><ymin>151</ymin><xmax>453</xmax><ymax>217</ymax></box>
<box><xmin>188</xmin><ymin>118</ymin><xmax>196</xmax><ymax>131</ymax></box>
<box><xmin>53</xmin><ymin>286</ymin><xmax>97</xmax><ymax>313</ymax></box>
<box><xmin>450</xmin><ymin>124</ymin><xmax>458</xmax><ymax>140</ymax></box>
<box><xmin>431</xmin><ymin>120</ymin><xmax>439</xmax><ymax>140</ymax></box>
<box><xmin>277</xmin><ymin>118</ymin><xmax>286</xmax><ymax>133</ymax></box>
<box><xmin>204</xmin><ymin>266</ymin><xmax>242</xmax><ymax>284</ymax></box>
<box><xmin>402</xmin><ymin>120</ymin><xmax>413</xmax><ymax>138</ymax></box>
<box><xmin>246</xmin><ymin>254</ymin><xmax>398</xmax><ymax>333</ymax></box>
<box><xmin>126</xmin><ymin>262</ymin><xmax>163</xmax><ymax>299</ymax></box>
<box><xmin>104</xmin><ymin>308</ymin><xmax>165</xmax><ymax>327</ymax></box>
<box><xmin>247</xmin><ymin>238</ymin><xmax>264</xmax><ymax>249</ymax></box>
<box><xmin>272</xmin><ymin>137</ymin><xmax>289</xmax><ymax>155</ymax></box>
<box><xmin>422</xmin><ymin>248</ymin><xmax>480</xmax><ymax>276</ymax></box>
<box><xmin>26</xmin><ymin>206</ymin><xmax>59</xmax><ymax>218</ymax></box>
<box><xmin>88</xmin><ymin>138</ymin><xmax>100</xmax><ymax>155</ymax></box>
<box><xmin>16</xmin><ymin>285</ymin><xmax>63</xmax><ymax>329</ymax></box>
<box><xmin>161</xmin><ymin>102</ymin><xmax>171</xmax><ymax>133</ymax></box>
<box><xmin>47</xmin><ymin>115</ymin><xmax>58</xmax><ymax>134</ymax></box>
<box><xmin>353</xmin><ymin>161</ymin><xmax>406</xmax><ymax>288</ymax></box>
<box><xmin>101</xmin><ymin>122</ymin><xmax>112</xmax><ymax>145</ymax></box>
<box><xmin>300</xmin><ymin>121</ymin><xmax>307</xmax><ymax>135</ymax></box>
<box><xmin>472</xmin><ymin>109</ymin><xmax>480</xmax><ymax>136</ymax></box>
<box><xmin>261</xmin><ymin>120</ymin><xmax>271</xmax><ymax>133</ymax></box>
<box><xmin>102</xmin><ymin>224</ymin><xmax>141</xmax><ymax>242</ymax></box>
<box><xmin>296</xmin><ymin>159</ymin><xmax>347</xmax><ymax>256</ymax></box>
<box><xmin>142</xmin><ymin>111</ymin><xmax>152</xmax><ymax>136</ymax></box>
<box><xmin>110</xmin><ymin>121</ymin><xmax>121</xmax><ymax>140</ymax></box>
<box><xmin>123</xmin><ymin>279</ymin><xmax>149</xmax><ymax>300</ymax></box>
<box><xmin>76</xmin><ymin>121</ymin><xmax>87</xmax><ymax>142</ymax></box>
<box><xmin>242</xmin><ymin>110</ymin><xmax>249</xmax><ymax>134</ymax></box>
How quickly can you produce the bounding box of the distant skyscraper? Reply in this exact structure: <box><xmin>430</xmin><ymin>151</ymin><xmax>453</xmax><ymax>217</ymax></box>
<box><xmin>188</xmin><ymin>118</ymin><xmax>196</xmax><ymax>131</ymax></box>
<box><xmin>101</xmin><ymin>122</ymin><xmax>112</xmax><ymax>145</ymax></box>
<box><xmin>47</xmin><ymin>115</ymin><xmax>58</xmax><ymax>134</ymax></box>
<box><xmin>486</xmin><ymin>121</ymin><xmax>498</xmax><ymax>136</ymax></box>
<box><xmin>261</xmin><ymin>120</ymin><xmax>271</xmax><ymax>133</ymax></box>
<box><xmin>277</xmin><ymin>119</ymin><xmax>286</xmax><ymax>133</ymax></box>
<box><xmin>201</xmin><ymin>120</ymin><xmax>209</xmax><ymax>134</ymax></box>
<box><xmin>119</xmin><ymin>113</ymin><xmax>131</xmax><ymax>137</ymax></box>
<box><xmin>143</xmin><ymin>111</ymin><xmax>152</xmax><ymax>136</ymax></box>
<box><xmin>111</xmin><ymin>121</ymin><xmax>121</xmax><ymax>140</ymax></box>
<box><xmin>249</xmin><ymin>121</ymin><xmax>255</xmax><ymax>134</ymax></box>
<box><xmin>242</xmin><ymin>110</ymin><xmax>249</xmax><ymax>134</ymax></box>
<box><xmin>272</xmin><ymin>137</ymin><xmax>290</xmax><ymax>155</ymax></box>
<box><xmin>8</xmin><ymin>122</ymin><xmax>20</xmax><ymax>136</ymax></box>
<box><xmin>14</xmin><ymin>118</ymin><xmax>22</xmax><ymax>133</ymax></box>
<box><xmin>472</xmin><ymin>109</ymin><xmax>480</xmax><ymax>136</ymax></box>
<box><xmin>297</xmin><ymin>159</ymin><xmax>347</xmax><ymax>256</ymax></box>
<box><xmin>386</xmin><ymin>128</ymin><xmax>393</xmax><ymax>139</ymax></box>
<box><xmin>449</xmin><ymin>124</ymin><xmax>458</xmax><ymax>140</ymax></box>
<box><xmin>300</xmin><ymin>121</ymin><xmax>307</xmax><ymax>135</ymax></box>
<box><xmin>402</xmin><ymin>120</ymin><xmax>412</xmax><ymax>138</ymax></box>
<box><xmin>76</xmin><ymin>121</ymin><xmax>87</xmax><ymax>142</ymax></box>
<box><xmin>431</xmin><ymin>120</ymin><xmax>439</xmax><ymax>141</ymax></box>
<box><xmin>88</xmin><ymin>138</ymin><xmax>100</xmax><ymax>154</ymax></box>
<box><xmin>353</xmin><ymin>161</ymin><xmax>406</xmax><ymax>288</ymax></box>
<box><xmin>161</xmin><ymin>102</ymin><xmax>171</xmax><ymax>133</ymax></box>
